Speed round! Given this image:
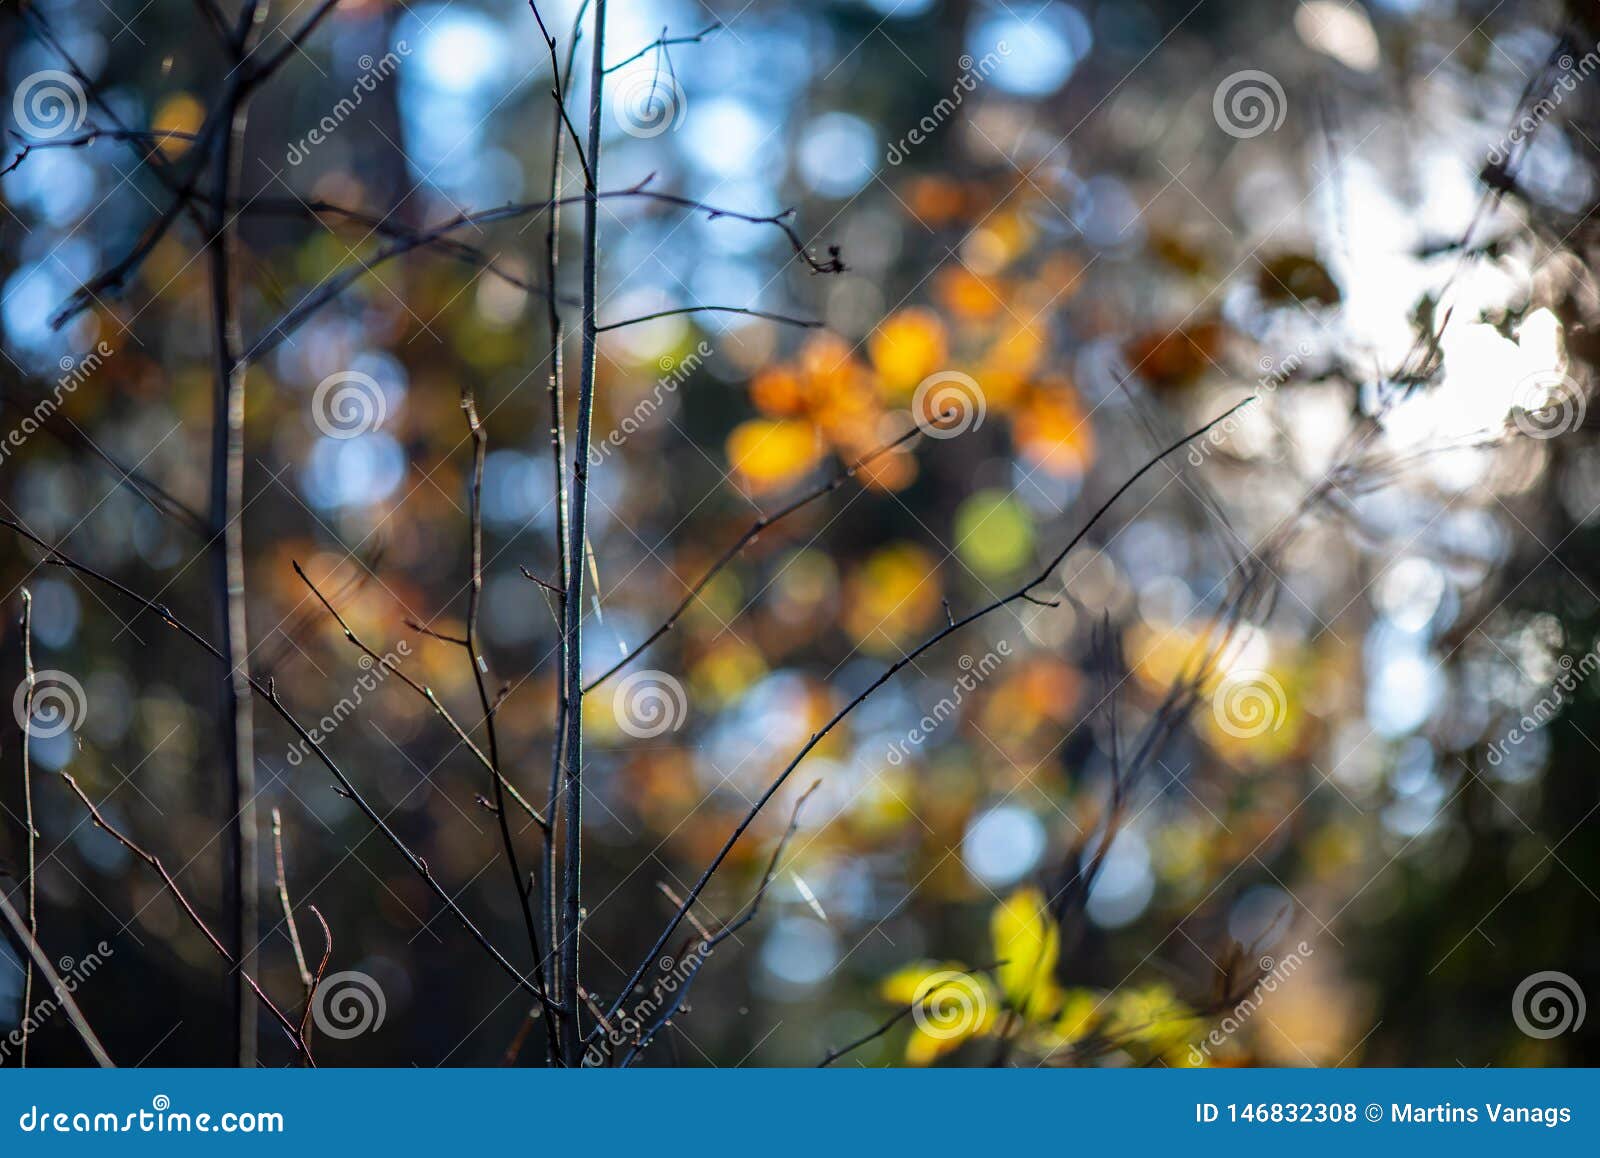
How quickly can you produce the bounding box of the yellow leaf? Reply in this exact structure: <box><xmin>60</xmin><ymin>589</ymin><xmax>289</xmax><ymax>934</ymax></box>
<box><xmin>151</xmin><ymin>93</ymin><xmax>205</xmax><ymax>158</ymax></box>
<box><xmin>990</xmin><ymin>886</ymin><xmax>1059</xmax><ymax>1014</ymax></box>
<box><xmin>880</xmin><ymin>960</ymin><xmax>968</xmax><ymax>1004</ymax></box>
<box><xmin>1105</xmin><ymin>983</ymin><xmax>1198</xmax><ymax>1057</ymax></box>
<box><xmin>879</xmin><ymin>963</ymin><xmax>998</xmax><ymax>1065</ymax></box>
<box><xmin>1051</xmin><ymin>987</ymin><xmax>1106</xmax><ymax>1045</ymax></box>
<box><xmin>869</xmin><ymin>308</ymin><xmax>948</xmax><ymax>400</ymax></box>
<box><xmin>726</xmin><ymin>419</ymin><xmax>820</xmax><ymax>492</ymax></box>
<box><xmin>841</xmin><ymin>542</ymin><xmax>941</xmax><ymax>650</ymax></box>
<box><xmin>1014</xmin><ymin>385</ymin><xmax>1096</xmax><ymax>478</ymax></box>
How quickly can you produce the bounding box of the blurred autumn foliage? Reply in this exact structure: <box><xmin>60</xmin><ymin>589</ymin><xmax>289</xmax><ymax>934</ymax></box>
<box><xmin>3</xmin><ymin>0</ymin><xmax>1600</xmax><ymax>1068</ymax></box>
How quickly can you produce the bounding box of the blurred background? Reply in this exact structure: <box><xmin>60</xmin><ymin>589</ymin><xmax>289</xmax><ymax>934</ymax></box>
<box><xmin>2</xmin><ymin>0</ymin><xmax>1599</xmax><ymax>1066</ymax></box>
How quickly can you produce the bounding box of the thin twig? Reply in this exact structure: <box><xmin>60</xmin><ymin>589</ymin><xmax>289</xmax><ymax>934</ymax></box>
<box><xmin>528</xmin><ymin>0</ymin><xmax>592</xmax><ymax>186</ymax></box>
<box><xmin>604</xmin><ymin>22</ymin><xmax>721</xmax><ymax>73</ymax></box>
<box><xmin>617</xmin><ymin>781</ymin><xmax>819</xmax><ymax>1066</ymax></box>
<box><xmin>294</xmin><ymin>563</ymin><xmax>548</xmax><ymax>830</ymax></box>
<box><xmin>0</xmin><ymin>393</ymin><xmax>209</xmax><ymax>536</ymax></box>
<box><xmin>594</xmin><ymin>305</ymin><xmax>819</xmax><ymax>331</ymax></box>
<box><xmin>245</xmin><ymin>0</ymin><xmax>344</xmax><ymax>82</ymax></box>
<box><xmin>0</xmin><ymin>127</ymin><xmax>201</xmax><ymax>178</ymax></box>
<box><xmin>57</xmin><ymin>770</ymin><xmax>307</xmax><ymax>1056</ymax></box>
<box><xmin>463</xmin><ymin>392</ymin><xmax>563</xmax><ymax>1064</ymax></box>
<box><xmin>584</xmin><ymin>410</ymin><xmax>959</xmax><ymax>692</ymax></box>
<box><xmin>43</xmin><ymin>0</ymin><xmax>343</xmax><ymax>331</ymax></box>
<box><xmin>0</xmin><ymin>518</ymin><xmax>560</xmax><ymax>1009</ymax></box>
<box><xmin>296</xmin><ymin>906</ymin><xmax>332</xmax><ymax>1067</ymax></box>
<box><xmin>400</xmin><ymin>618</ymin><xmax>470</xmax><ymax>647</ymax></box>
<box><xmin>193</xmin><ymin>0</ymin><xmax>234</xmax><ymax>52</ymax></box>
<box><xmin>18</xmin><ymin>590</ymin><xmax>37</xmax><ymax>1067</ymax></box>
<box><xmin>242</xmin><ymin>182</ymin><xmax>842</xmax><ymax>363</ymax></box>
<box><xmin>235</xmin><ymin>196</ymin><xmax>568</xmax><ymax>302</ymax></box>
<box><xmin>591</xmin><ymin>400</ymin><xmax>1253</xmax><ymax>1043</ymax></box>
<box><xmin>0</xmin><ymin>890</ymin><xmax>114</xmax><ymax>1067</ymax></box>
<box><xmin>271</xmin><ymin>808</ymin><xmax>313</xmax><ymax>993</ymax></box>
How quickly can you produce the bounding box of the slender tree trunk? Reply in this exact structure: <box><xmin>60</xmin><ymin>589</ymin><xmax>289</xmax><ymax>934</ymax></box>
<box><xmin>559</xmin><ymin>0</ymin><xmax>606</xmax><ymax>1066</ymax></box>
<box><xmin>208</xmin><ymin>73</ymin><xmax>260</xmax><ymax>1074</ymax></box>
<box><xmin>542</xmin><ymin>95</ymin><xmax>571</xmax><ymax>1034</ymax></box>
<box><xmin>536</xmin><ymin>0</ymin><xmax>582</xmax><ymax>1058</ymax></box>
<box><xmin>19</xmin><ymin>589</ymin><xmax>36</xmax><ymax>1067</ymax></box>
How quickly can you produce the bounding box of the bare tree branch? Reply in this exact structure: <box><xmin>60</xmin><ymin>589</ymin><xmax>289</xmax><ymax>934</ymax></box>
<box><xmin>585</xmin><ymin>410</ymin><xmax>960</xmax><ymax>692</ymax></box>
<box><xmin>293</xmin><ymin>562</ymin><xmax>548</xmax><ymax>830</ymax></box>
<box><xmin>242</xmin><ymin>181</ymin><xmax>843</xmax><ymax>362</ymax></box>
<box><xmin>0</xmin><ymin>518</ymin><xmax>561</xmax><ymax>1010</ymax></box>
<box><xmin>57</xmin><ymin>769</ymin><xmax>307</xmax><ymax>1056</ymax></box>
<box><xmin>271</xmin><ymin>807</ymin><xmax>313</xmax><ymax>996</ymax></box>
<box><xmin>295</xmin><ymin>906</ymin><xmax>332</xmax><ymax>1067</ymax></box>
<box><xmin>463</xmin><ymin>391</ymin><xmax>563</xmax><ymax>1063</ymax></box>
<box><xmin>556</xmin><ymin>0</ymin><xmax>610</xmax><ymax>1068</ymax></box>
<box><xmin>604</xmin><ymin>22</ymin><xmax>721</xmax><ymax>74</ymax></box>
<box><xmin>17</xmin><ymin>590</ymin><xmax>38</xmax><ymax>1067</ymax></box>
<box><xmin>595</xmin><ymin>305</ymin><xmax>819</xmax><ymax>332</ymax></box>
<box><xmin>616</xmin><ymin>781</ymin><xmax>819</xmax><ymax>1066</ymax></box>
<box><xmin>591</xmin><ymin>400</ymin><xmax>1253</xmax><ymax>1044</ymax></box>
<box><xmin>0</xmin><ymin>889</ymin><xmax>114</xmax><ymax>1067</ymax></box>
